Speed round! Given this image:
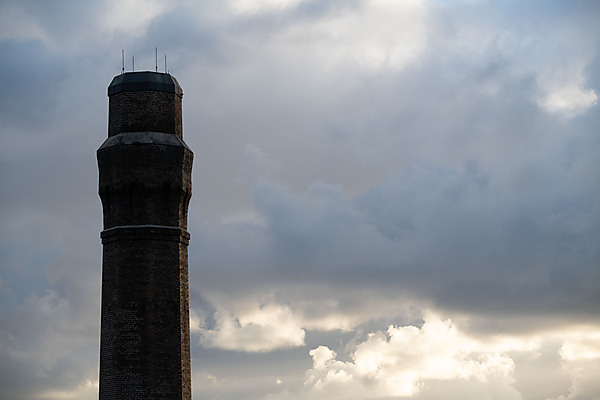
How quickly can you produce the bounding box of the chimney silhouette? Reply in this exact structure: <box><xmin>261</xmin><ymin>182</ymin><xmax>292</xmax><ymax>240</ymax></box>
<box><xmin>97</xmin><ymin>71</ymin><xmax>193</xmax><ymax>400</ymax></box>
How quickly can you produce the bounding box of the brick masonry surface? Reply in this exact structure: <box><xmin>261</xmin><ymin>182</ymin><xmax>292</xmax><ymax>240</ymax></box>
<box><xmin>98</xmin><ymin>73</ymin><xmax>193</xmax><ymax>400</ymax></box>
<box><xmin>108</xmin><ymin>90</ymin><xmax>183</xmax><ymax>139</ymax></box>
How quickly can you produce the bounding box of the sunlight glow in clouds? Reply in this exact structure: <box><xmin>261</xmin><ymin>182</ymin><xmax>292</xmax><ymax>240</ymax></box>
<box><xmin>232</xmin><ymin>0</ymin><xmax>428</xmax><ymax>73</ymax></box>
<box><xmin>200</xmin><ymin>304</ymin><xmax>600</xmax><ymax>399</ymax></box>
<box><xmin>199</xmin><ymin>303</ymin><xmax>305</xmax><ymax>352</ymax></box>
<box><xmin>102</xmin><ymin>0</ymin><xmax>170</xmax><ymax>38</ymax></box>
<box><xmin>305</xmin><ymin>312</ymin><xmax>515</xmax><ymax>398</ymax></box>
<box><xmin>541</xmin><ymin>83</ymin><xmax>598</xmax><ymax>116</ymax></box>
<box><xmin>231</xmin><ymin>0</ymin><xmax>301</xmax><ymax>13</ymax></box>
<box><xmin>536</xmin><ymin>56</ymin><xmax>598</xmax><ymax>116</ymax></box>
<box><xmin>318</xmin><ymin>0</ymin><xmax>427</xmax><ymax>71</ymax></box>
<box><xmin>33</xmin><ymin>379</ymin><xmax>98</xmax><ymax>400</ymax></box>
<box><xmin>559</xmin><ymin>331</ymin><xmax>600</xmax><ymax>361</ymax></box>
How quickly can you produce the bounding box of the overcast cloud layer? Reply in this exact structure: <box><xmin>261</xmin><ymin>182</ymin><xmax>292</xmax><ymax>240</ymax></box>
<box><xmin>1</xmin><ymin>1</ymin><xmax>599</xmax><ymax>399</ymax></box>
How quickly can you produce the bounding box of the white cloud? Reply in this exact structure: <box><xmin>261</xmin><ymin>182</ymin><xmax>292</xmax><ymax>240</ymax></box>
<box><xmin>231</xmin><ymin>0</ymin><xmax>301</xmax><ymax>13</ymax></box>
<box><xmin>323</xmin><ymin>0</ymin><xmax>428</xmax><ymax>71</ymax></box>
<box><xmin>303</xmin><ymin>312</ymin><xmax>516</xmax><ymax>398</ymax></box>
<box><xmin>559</xmin><ymin>331</ymin><xmax>600</xmax><ymax>361</ymax></box>
<box><xmin>260</xmin><ymin>315</ymin><xmax>600</xmax><ymax>400</ymax></box>
<box><xmin>534</xmin><ymin>56</ymin><xmax>598</xmax><ymax>117</ymax></box>
<box><xmin>189</xmin><ymin>308</ymin><xmax>203</xmax><ymax>333</ymax></box>
<box><xmin>540</xmin><ymin>82</ymin><xmax>598</xmax><ymax>117</ymax></box>
<box><xmin>101</xmin><ymin>0</ymin><xmax>170</xmax><ymax>39</ymax></box>
<box><xmin>309</xmin><ymin>346</ymin><xmax>337</xmax><ymax>370</ymax></box>
<box><xmin>227</xmin><ymin>0</ymin><xmax>428</xmax><ymax>73</ymax></box>
<box><xmin>32</xmin><ymin>379</ymin><xmax>98</xmax><ymax>400</ymax></box>
<box><xmin>199</xmin><ymin>302</ymin><xmax>305</xmax><ymax>352</ymax></box>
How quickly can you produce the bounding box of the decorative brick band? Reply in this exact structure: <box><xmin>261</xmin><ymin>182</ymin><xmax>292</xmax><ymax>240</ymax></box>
<box><xmin>101</xmin><ymin>225</ymin><xmax>190</xmax><ymax>245</ymax></box>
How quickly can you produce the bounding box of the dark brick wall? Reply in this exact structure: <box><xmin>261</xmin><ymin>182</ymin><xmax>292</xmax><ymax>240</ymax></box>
<box><xmin>108</xmin><ymin>90</ymin><xmax>183</xmax><ymax>138</ymax></box>
<box><xmin>98</xmin><ymin>138</ymin><xmax>192</xmax><ymax>229</ymax></box>
<box><xmin>99</xmin><ymin>227</ymin><xmax>191</xmax><ymax>400</ymax></box>
<box><xmin>98</xmin><ymin>76</ymin><xmax>193</xmax><ymax>400</ymax></box>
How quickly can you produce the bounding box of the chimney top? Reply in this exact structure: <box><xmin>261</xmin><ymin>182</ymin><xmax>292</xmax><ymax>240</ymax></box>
<box><xmin>108</xmin><ymin>71</ymin><xmax>183</xmax><ymax>97</ymax></box>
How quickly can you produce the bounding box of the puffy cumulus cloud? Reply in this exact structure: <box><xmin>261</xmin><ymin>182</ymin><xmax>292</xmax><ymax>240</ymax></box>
<box><xmin>198</xmin><ymin>302</ymin><xmax>305</xmax><ymax>352</ymax></box>
<box><xmin>194</xmin><ymin>284</ymin><xmax>421</xmax><ymax>338</ymax></box>
<box><xmin>301</xmin><ymin>312</ymin><xmax>517</xmax><ymax>399</ymax></box>
<box><xmin>257</xmin><ymin>315</ymin><xmax>600</xmax><ymax>400</ymax></box>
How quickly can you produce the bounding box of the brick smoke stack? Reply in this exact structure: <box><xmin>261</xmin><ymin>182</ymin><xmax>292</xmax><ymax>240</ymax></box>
<box><xmin>97</xmin><ymin>71</ymin><xmax>193</xmax><ymax>400</ymax></box>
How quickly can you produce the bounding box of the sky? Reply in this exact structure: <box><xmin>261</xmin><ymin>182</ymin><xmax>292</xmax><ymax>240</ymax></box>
<box><xmin>0</xmin><ymin>0</ymin><xmax>599</xmax><ymax>399</ymax></box>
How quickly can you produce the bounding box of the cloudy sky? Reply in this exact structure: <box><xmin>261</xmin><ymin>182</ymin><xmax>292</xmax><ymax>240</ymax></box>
<box><xmin>1</xmin><ymin>0</ymin><xmax>599</xmax><ymax>399</ymax></box>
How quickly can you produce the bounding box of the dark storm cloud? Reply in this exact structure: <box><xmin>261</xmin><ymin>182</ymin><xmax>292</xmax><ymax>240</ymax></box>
<box><xmin>193</xmin><ymin>131</ymin><xmax>599</xmax><ymax>322</ymax></box>
<box><xmin>184</xmin><ymin>3</ymin><xmax>600</xmax><ymax>324</ymax></box>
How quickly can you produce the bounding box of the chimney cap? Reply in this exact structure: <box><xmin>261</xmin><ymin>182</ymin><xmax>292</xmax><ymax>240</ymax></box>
<box><xmin>108</xmin><ymin>71</ymin><xmax>183</xmax><ymax>97</ymax></box>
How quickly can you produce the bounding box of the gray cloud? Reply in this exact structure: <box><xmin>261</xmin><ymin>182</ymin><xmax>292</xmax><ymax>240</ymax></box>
<box><xmin>0</xmin><ymin>40</ymin><xmax>68</xmax><ymax>131</ymax></box>
<box><xmin>1</xmin><ymin>0</ymin><xmax>599</xmax><ymax>399</ymax></box>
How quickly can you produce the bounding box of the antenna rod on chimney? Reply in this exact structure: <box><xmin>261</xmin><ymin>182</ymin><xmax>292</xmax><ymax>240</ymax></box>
<box><xmin>155</xmin><ymin>47</ymin><xmax>158</xmax><ymax>72</ymax></box>
<box><xmin>132</xmin><ymin>56</ymin><xmax>135</xmax><ymax>72</ymax></box>
<box><xmin>165</xmin><ymin>55</ymin><xmax>168</xmax><ymax>74</ymax></box>
<box><xmin>121</xmin><ymin>49</ymin><xmax>125</xmax><ymax>74</ymax></box>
